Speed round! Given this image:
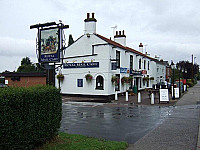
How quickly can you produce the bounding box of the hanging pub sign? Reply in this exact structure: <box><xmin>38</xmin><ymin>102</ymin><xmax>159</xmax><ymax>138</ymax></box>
<box><xmin>39</xmin><ymin>28</ymin><xmax>60</xmax><ymax>63</ymax></box>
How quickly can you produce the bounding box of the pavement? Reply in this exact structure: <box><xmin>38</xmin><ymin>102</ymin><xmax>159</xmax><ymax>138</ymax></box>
<box><xmin>62</xmin><ymin>89</ymin><xmax>177</xmax><ymax>107</ymax></box>
<box><xmin>128</xmin><ymin>82</ymin><xmax>200</xmax><ymax>150</ymax></box>
<box><xmin>61</xmin><ymin>83</ymin><xmax>200</xmax><ymax>150</ymax></box>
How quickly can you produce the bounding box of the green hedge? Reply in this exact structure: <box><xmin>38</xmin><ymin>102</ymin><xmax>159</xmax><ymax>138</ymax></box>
<box><xmin>0</xmin><ymin>85</ymin><xmax>62</xmax><ymax>150</ymax></box>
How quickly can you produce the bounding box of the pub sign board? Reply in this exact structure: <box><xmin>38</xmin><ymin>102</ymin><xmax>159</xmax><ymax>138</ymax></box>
<box><xmin>159</xmin><ymin>89</ymin><xmax>169</xmax><ymax>102</ymax></box>
<box><xmin>63</xmin><ymin>62</ymin><xmax>99</xmax><ymax>69</ymax></box>
<box><xmin>39</xmin><ymin>28</ymin><xmax>60</xmax><ymax>63</ymax></box>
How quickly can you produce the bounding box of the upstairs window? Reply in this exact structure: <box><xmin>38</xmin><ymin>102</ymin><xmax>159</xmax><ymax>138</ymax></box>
<box><xmin>144</xmin><ymin>60</ymin><xmax>146</xmax><ymax>69</ymax></box>
<box><xmin>139</xmin><ymin>58</ymin><xmax>142</xmax><ymax>69</ymax></box>
<box><xmin>130</xmin><ymin>55</ymin><xmax>133</xmax><ymax>70</ymax></box>
<box><xmin>116</xmin><ymin>51</ymin><xmax>120</xmax><ymax>68</ymax></box>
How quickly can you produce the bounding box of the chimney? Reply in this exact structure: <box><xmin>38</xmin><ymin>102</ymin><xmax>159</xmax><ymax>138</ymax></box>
<box><xmin>155</xmin><ymin>55</ymin><xmax>159</xmax><ymax>60</ymax></box>
<box><xmin>84</xmin><ymin>13</ymin><xmax>97</xmax><ymax>34</ymax></box>
<box><xmin>114</xmin><ymin>30</ymin><xmax>126</xmax><ymax>46</ymax></box>
<box><xmin>139</xmin><ymin>43</ymin><xmax>143</xmax><ymax>53</ymax></box>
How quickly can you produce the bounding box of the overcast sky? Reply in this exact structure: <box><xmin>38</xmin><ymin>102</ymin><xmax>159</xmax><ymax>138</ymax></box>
<box><xmin>0</xmin><ymin>0</ymin><xmax>200</xmax><ymax>72</ymax></box>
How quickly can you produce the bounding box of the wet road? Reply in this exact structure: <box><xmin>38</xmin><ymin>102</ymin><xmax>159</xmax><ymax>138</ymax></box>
<box><xmin>60</xmin><ymin>102</ymin><xmax>174</xmax><ymax>143</ymax></box>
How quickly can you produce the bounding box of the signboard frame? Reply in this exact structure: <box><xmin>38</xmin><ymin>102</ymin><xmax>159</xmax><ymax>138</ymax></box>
<box><xmin>174</xmin><ymin>88</ymin><xmax>179</xmax><ymax>98</ymax></box>
<box><xmin>39</xmin><ymin>27</ymin><xmax>60</xmax><ymax>63</ymax></box>
<box><xmin>159</xmin><ymin>89</ymin><xmax>169</xmax><ymax>103</ymax></box>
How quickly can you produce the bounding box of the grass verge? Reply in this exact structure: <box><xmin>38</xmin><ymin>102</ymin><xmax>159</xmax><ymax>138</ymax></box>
<box><xmin>36</xmin><ymin>132</ymin><xmax>128</xmax><ymax>150</ymax></box>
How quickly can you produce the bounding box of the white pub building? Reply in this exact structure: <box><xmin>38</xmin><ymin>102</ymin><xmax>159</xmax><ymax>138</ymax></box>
<box><xmin>56</xmin><ymin>13</ymin><xmax>167</xmax><ymax>99</ymax></box>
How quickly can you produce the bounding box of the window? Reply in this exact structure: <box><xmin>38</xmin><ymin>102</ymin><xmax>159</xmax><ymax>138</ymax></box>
<box><xmin>148</xmin><ymin>61</ymin><xmax>150</xmax><ymax>70</ymax></box>
<box><xmin>77</xmin><ymin>79</ymin><xmax>83</xmax><ymax>87</ymax></box>
<box><xmin>116</xmin><ymin>51</ymin><xmax>120</xmax><ymax>68</ymax></box>
<box><xmin>96</xmin><ymin>75</ymin><xmax>104</xmax><ymax>90</ymax></box>
<box><xmin>157</xmin><ymin>68</ymin><xmax>159</xmax><ymax>72</ymax></box>
<box><xmin>144</xmin><ymin>60</ymin><xmax>146</xmax><ymax>69</ymax></box>
<box><xmin>139</xmin><ymin>58</ymin><xmax>141</xmax><ymax>69</ymax></box>
<box><xmin>130</xmin><ymin>55</ymin><xmax>133</xmax><ymax>70</ymax></box>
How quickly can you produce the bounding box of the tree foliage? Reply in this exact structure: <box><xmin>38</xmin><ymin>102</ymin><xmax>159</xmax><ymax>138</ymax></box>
<box><xmin>68</xmin><ymin>34</ymin><xmax>74</xmax><ymax>46</ymax></box>
<box><xmin>176</xmin><ymin>61</ymin><xmax>199</xmax><ymax>80</ymax></box>
<box><xmin>17</xmin><ymin>57</ymin><xmax>45</xmax><ymax>72</ymax></box>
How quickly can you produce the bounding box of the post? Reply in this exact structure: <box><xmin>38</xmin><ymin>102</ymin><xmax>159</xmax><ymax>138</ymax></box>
<box><xmin>172</xmin><ymin>68</ymin><xmax>175</xmax><ymax>100</ymax></box>
<box><xmin>115</xmin><ymin>91</ymin><xmax>118</xmax><ymax>101</ymax></box>
<box><xmin>179</xmin><ymin>69</ymin><xmax>181</xmax><ymax>97</ymax></box>
<box><xmin>151</xmin><ymin>93</ymin><xmax>154</xmax><ymax>105</ymax></box>
<box><xmin>126</xmin><ymin>92</ymin><xmax>128</xmax><ymax>101</ymax></box>
<box><xmin>138</xmin><ymin>92</ymin><xmax>141</xmax><ymax>103</ymax></box>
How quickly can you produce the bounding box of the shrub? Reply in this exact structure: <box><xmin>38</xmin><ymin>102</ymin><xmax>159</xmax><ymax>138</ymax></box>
<box><xmin>0</xmin><ymin>85</ymin><xmax>62</xmax><ymax>150</ymax></box>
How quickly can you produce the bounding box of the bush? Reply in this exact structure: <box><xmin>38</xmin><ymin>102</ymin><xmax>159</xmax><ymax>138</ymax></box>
<box><xmin>0</xmin><ymin>85</ymin><xmax>62</xmax><ymax>150</ymax></box>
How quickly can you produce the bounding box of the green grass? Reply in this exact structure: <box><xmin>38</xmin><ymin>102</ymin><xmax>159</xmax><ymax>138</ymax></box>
<box><xmin>36</xmin><ymin>132</ymin><xmax>128</xmax><ymax>150</ymax></box>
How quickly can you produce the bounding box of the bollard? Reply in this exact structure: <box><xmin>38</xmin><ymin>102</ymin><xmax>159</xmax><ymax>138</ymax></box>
<box><xmin>151</xmin><ymin>93</ymin><xmax>155</xmax><ymax>105</ymax></box>
<box><xmin>115</xmin><ymin>91</ymin><xmax>118</xmax><ymax>100</ymax></box>
<box><xmin>171</xmin><ymin>86</ymin><xmax>174</xmax><ymax>97</ymax></box>
<box><xmin>126</xmin><ymin>92</ymin><xmax>128</xmax><ymax>102</ymax></box>
<box><xmin>138</xmin><ymin>92</ymin><xmax>141</xmax><ymax>103</ymax></box>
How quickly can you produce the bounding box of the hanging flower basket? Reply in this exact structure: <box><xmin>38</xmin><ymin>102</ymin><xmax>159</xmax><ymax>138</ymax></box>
<box><xmin>121</xmin><ymin>76</ymin><xmax>129</xmax><ymax>86</ymax></box>
<box><xmin>128</xmin><ymin>76</ymin><xmax>133</xmax><ymax>84</ymax></box>
<box><xmin>143</xmin><ymin>77</ymin><xmax>149</xmax><ymax>81</ymax></box>
<box><xmin>111</xmin><ymin>75</ymin><xmax>119</xmax><ymax>85</ymax></box>
<box><xmin>85</xmin><ymin>74</ymin><xmax>93</xmax><ymax>82</ymax></box>
<box><xmin>56</xmin><ymin>74</ymin><xmax>64</xmax><ymax>81</ymax></box>
<box><xmin>150</xmin><ymin>77</ymin><xmax>154</xmax><ymax>80</ymax></box>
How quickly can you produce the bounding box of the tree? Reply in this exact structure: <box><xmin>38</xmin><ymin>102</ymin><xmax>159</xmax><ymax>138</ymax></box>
<box><xmin>68</xmin><ymin>34</ymin><xmax>74</xmax><ymax>46</ymax></box>
<box><xmin>17</xmin><ymin>57</ymin><xmax>45</xmax><ymax>73</ymax></box>
<box><xmin>21</xmin><ymin>57</ymin><xmax>31</xmax><ymax>66</ymax></box>
<box><xmin>176</xmin><ymin>61</ymin><xmax>199</xmax><ymax>80</ymax></box>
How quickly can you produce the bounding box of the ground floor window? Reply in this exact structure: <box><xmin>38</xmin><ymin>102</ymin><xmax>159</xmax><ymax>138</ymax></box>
<box><xmin>96</xmin><ymin>75</ymin><xmax>104</xmax><ymax>90</ymax></box>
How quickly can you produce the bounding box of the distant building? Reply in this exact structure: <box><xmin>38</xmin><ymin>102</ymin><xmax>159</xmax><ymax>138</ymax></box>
<box><xmin>55</xmin><ymin>13</ymin><xmax>167</xmax><ymax>98</ymax></box>
<box><xmin>0</xmin><ymin>72</ymin><xmax>46</xmax><ymax>87</ymax></box>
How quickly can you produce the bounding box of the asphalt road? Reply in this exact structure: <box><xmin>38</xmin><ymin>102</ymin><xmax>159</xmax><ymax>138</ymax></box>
<box><xmin>60</xmin><ymin>82</ymin><xmax>200</xmax><ymax>149</ymax></box>
<box><xmin>60</xmin><ymin>102</ymin><xmax>174</xmax><ymax>143</ymax></box>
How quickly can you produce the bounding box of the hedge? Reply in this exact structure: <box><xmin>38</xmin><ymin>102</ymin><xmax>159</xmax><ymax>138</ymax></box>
<box><xmin>0</xmin><ymin>85</ymin><xmax>62</xmax><ymax>150</ymax></box>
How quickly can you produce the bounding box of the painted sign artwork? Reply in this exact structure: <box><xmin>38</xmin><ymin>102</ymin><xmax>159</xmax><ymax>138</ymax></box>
<box><xmin>40</xmin><ymin>28</ymin><xmax>60</xmax><ymax>62</ymax></box>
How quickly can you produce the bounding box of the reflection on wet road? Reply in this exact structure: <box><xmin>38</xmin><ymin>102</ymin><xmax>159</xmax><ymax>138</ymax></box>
<box><xmin>60</xmin><ymin>102</ymin><xmax>174</xmax><ymax>144</ymax></box>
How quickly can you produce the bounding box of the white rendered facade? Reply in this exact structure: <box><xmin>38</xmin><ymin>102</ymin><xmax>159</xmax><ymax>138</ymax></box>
<box><xmin>55</xmin><ymin>13</ymin><xmax>166</xmax><ymax>97</ymax></box>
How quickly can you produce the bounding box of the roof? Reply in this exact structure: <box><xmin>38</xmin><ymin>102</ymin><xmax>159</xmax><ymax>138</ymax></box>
<box><xmin>0</xmin><ymin>72</ymin><xmax>46</xmax><ymax>77</ymax></box>
<box><xmin>95</xmin><ymin>34</ymin><xmax>157</xmax><ymax>61</ymax></box>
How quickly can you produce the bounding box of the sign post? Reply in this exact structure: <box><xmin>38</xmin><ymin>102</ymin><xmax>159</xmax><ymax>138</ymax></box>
<box><xmin>174</xmin><ymin>88</ymin><xmax>179</xmax><ymax>98</ymax></box>
<box><xmin>30</xmin><ymin>22</ymin><xmax>69</xmax><ymax>86</ymax></box>
<box><xmin>159</xmin><ymin>89</ymin><xmax>169</xmax><ymax>103</ymax></box>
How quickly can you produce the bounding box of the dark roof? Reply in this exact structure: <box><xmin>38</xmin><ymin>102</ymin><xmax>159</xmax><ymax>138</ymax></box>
<box><xmin>0</xmin><ymin>72</ymin><xmax>46</xmax><ymax>77</ymax></box>
<box><xmin>95</xmin><ymin>34</ymin><xmax>157</xmax><ymax>61</ymax></box>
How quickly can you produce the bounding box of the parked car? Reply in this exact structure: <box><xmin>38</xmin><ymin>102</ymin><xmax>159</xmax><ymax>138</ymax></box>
<box><xmin>152</xmin><ymin>82</ymin><xmax>171</xmax><ymax>89</ymax></box>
